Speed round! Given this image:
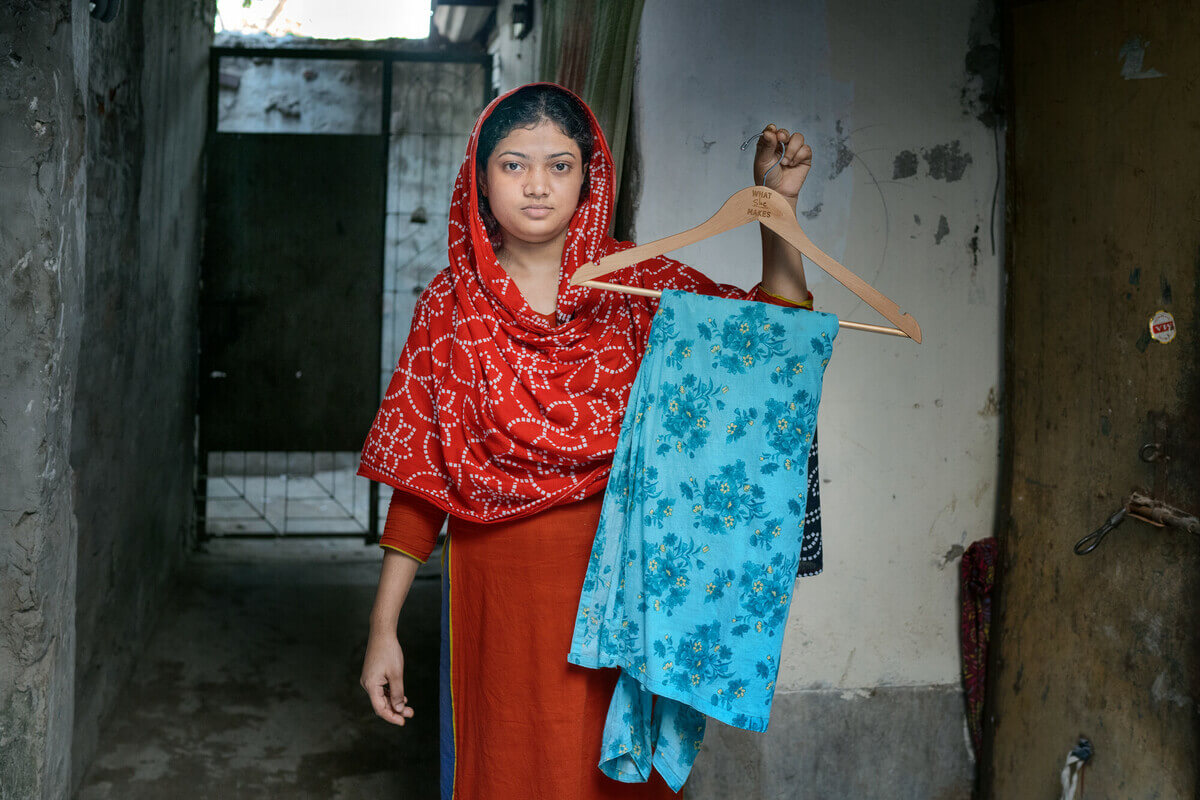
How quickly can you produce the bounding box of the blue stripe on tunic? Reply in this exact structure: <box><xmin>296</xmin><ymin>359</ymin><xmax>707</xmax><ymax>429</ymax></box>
<box><xmin>439</xmin><ymin>541</ymin><xmax>455</xmax><ymax>800</ymax></box>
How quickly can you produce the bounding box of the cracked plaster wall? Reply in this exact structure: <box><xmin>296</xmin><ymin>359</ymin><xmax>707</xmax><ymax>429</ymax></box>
<box><xmin>0</xmin><ymin>1</ymin><xmax>90</xmax><ymax>798</ymax></box>
<box><xmin>70</xmin><ymin>0</ymin><xmax>213</xmax><ymax>789</ymax></box>
<box><xmin>0</xmin><ymin>0</ymin><xmax>212</xmax><ymax>795</ymax></box>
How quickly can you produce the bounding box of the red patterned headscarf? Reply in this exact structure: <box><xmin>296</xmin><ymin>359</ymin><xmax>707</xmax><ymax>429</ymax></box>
<box><xmin>357</xmin><ymin>83</ymin><xmax>758</xmax><ymax>522</ymax></box>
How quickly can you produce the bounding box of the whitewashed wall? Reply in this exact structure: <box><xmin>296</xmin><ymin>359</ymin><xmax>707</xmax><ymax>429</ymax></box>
<box><xmin>633</xmin><ymin>0</ymin><xmax>1001</xmax><ymax>693</ymax></box>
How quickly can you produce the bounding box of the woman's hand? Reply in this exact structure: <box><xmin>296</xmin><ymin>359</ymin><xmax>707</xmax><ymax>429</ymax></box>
<box><xmin>754</xmin><ymin>124</ymin><xmax>813</xmax><ymax>200</ymax></box>
<box><xmin>361</xmin><ymin>631</ymin><xmax>415</xmax><ymax>726</ymax></box>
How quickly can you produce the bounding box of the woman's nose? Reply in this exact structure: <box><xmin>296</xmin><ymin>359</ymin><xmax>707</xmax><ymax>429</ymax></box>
<box><xmin>525</xmin><ymin>168</ymin><xmax>550</xmax><ymax>196</ymax></box>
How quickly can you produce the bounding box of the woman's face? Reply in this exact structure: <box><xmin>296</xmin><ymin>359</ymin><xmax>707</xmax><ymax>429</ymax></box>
<box><xmin>481</xmin><ymin>120</ymin><xmax>585</xmax><ymax>250</ymax></box>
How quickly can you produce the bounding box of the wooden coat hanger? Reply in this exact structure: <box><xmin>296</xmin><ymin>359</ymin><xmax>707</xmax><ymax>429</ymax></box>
<box><xmin>569</xmin><ymin>185</ymin><xmax>922</xmax><ymax>342</ymax></box>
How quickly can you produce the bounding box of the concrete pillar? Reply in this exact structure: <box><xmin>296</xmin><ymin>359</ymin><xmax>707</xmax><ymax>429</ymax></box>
<box><xmin>0</xmin><ymin>1</ymin><xmax>90</xmax><ymax>797</ymax></box>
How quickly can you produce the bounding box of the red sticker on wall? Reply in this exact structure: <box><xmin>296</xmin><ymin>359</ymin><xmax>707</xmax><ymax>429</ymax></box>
<box><xmin>1149</xmin><ymin>310</ymin><xmax>1176</xmax><ymax>344</ymax></box>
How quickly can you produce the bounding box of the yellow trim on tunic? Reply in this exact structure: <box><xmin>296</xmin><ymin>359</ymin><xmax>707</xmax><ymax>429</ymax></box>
<box><xmin>379</xmin><ymin>543</ymin><xmax>427</xmax><ymax>564</ymax></box>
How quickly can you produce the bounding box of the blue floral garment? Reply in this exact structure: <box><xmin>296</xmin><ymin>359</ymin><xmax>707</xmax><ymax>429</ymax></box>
<box><xmin>567</xmin><ymin>290</ymin><xmax>839</xmax><ymax>791</ymax></box>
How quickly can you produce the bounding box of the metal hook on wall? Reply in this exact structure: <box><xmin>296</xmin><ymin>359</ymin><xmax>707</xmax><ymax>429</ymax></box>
<box><xmin>1075</xmin><ymin>492</ymin><xmax>1199</xmax><ymax>556</ymax></box>
<box><xmin>1075</xmin><ymin>506</ymin><xmax>1128</xmax><ymax>555</ymax></box>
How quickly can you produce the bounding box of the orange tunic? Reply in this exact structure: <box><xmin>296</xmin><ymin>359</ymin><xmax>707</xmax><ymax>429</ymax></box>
<box><xmin>382</xmin><ymin>490</ymin><xmax>676</xmax><ymax>799</ymax></box>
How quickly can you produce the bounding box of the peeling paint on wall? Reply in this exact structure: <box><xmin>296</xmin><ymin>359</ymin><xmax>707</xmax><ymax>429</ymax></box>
<box><xmin>979</xmin><ymin>387</ymin><xmax>1000</xmax><ymax>417</ymax></box>
<box><xmin>935</xmin><ymin>214</ymin><xmax>950</xmax><ymax>244</ymax></box>
<box><xmin>1118</xmin><ymin>36</ymin><xmax>1166</xmax><ymax>80</ymax></box>
<box><xmin>939</xmin><ymin>544</ymin><xmax>965</xmax><ymax>569</ymax></box>
<box><xmin>922</xmin><ymin>141</ymin><xmax>973</xmax><ymax>182</ymax></box>
<box><xmin>962</xmin><ymin>0</ymin><xmax>1004</xmax><ymax>129</ymax></box>
<box><xmin>893</xmin><ymin>149</ymin><xmax>918</xmax><ymax>179</ymax></box>
<box><xmin>1135</xmin><ymin>328</ymin><xmax>1154</xmax><ymax>352</ymax></box>
<box><xmin>829</xmin><ymin>119</ymin><xmax>854</xmax><ymax>179</ymax></box>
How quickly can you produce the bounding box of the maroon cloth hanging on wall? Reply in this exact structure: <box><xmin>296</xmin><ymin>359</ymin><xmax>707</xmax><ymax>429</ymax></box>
<box><xmin>960</xmin><ymin>537</ymin><xmax>998</xmax><ymax>756</ymax></box>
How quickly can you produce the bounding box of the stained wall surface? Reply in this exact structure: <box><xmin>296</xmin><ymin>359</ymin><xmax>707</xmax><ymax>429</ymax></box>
<box><xmin>0</xmin><ymin>2</ymin><xmax>90</xmax><ymax>798</ymax></box>
<box><xmin>70</xmin><ymin>0</ymin><xmax>215</xmax><ymax>785</ymax></box>
<box><xmin>989</xmin><ymin>2</ymin><xmax>1199</xmax><ymax>796</ymax></box>
<box><xmin>629</xmin><ymin>1</ymin><xmax>1002</xmax><ymax>795</ymax></box>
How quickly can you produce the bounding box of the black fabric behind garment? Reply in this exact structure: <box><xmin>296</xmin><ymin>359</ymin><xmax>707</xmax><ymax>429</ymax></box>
<box><xmin>797</xmin><ymin>430</ymin><xmax>823</xmax><ymax>578</ymax></box>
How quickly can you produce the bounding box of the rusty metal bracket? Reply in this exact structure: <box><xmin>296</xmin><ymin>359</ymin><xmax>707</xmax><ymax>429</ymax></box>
<box><xmin>1076</xmin><ymin>492</ymin><xmax>1200</xmax><ymax>555</ymax></box>
<box><xmin>1127</xmin><ymin>491</ymin><xmax>1200</xmax><ymax>535</ymax></box>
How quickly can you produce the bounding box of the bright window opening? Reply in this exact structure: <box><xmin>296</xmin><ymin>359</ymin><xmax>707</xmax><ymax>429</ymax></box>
<box><xmin>215</xmin><ymin>0</ymin><xmax>432</xmax><ymax>40</ymax></box>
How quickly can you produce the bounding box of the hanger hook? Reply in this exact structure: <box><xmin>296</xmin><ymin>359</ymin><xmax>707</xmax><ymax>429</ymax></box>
<box><xmin>740</xmin><ymin>133</ymin><xmax>784</xmax><ymax>186</ymax></box>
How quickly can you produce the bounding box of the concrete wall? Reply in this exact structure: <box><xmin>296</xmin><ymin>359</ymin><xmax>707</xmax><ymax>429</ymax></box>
<box><xmin>70</xmin><ymin>0</ymin><xmax>214</xmax><ymax>787</ymax></box>
<box><xmin>0</xmin><ymin>0</ymin><xmax>210</xmax><ymax>794</ymax></box>
<box><xmin>0</xmin><ymin>2</ymin><xmax>90</xmax><ymax>798</ymax></box>
<box><xmin>629</xmin><ymin>2</ymin><xmax>1002</xmax><ymax>795</ymax></box>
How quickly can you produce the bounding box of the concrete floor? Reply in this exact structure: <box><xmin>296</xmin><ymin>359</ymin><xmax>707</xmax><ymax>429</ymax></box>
<box><xmin>77</xmin><ymin>539</ymin><xmax>442</xmax><ymax>799</ymax></box>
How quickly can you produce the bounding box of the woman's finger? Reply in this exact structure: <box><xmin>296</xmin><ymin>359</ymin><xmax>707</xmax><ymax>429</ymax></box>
<box><xmin>784</xmin><ymin>132</ymin><xmax>805</xmax><ymax>161</ymax></box>
<box><xmin>757</xmin><ymin>125</ymin><xmax>779</xmax><ymax>155</ymax></box>
<box><xmin>367</xmin><ymin>680</ymin><xmax>408</xmax><ymax>725</ymax></box>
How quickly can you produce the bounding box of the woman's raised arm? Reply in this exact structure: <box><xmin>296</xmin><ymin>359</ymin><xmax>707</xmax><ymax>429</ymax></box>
<box><xmin>755</xmin><ymin>124</ymin><xmax>813</xmax><ymax>303</ymax></box>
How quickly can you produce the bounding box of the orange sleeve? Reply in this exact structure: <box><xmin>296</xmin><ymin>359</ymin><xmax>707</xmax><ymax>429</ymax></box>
<box><xmin>379</xmin><ymin>490</ymin><xmax>448</xmax><ymax>563</ymax></box>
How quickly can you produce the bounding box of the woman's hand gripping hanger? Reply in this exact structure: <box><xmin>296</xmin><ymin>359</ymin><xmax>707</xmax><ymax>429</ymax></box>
<box><xmin>569</xmin><ymin>135</ymin><xmax>923</xmax><ymax>342</ymax></box>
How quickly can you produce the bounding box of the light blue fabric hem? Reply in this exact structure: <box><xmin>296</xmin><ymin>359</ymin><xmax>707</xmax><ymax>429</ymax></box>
<box><xmin>564</xmin><ymin>655</ymin><xmax>772</xmax><ymax>732</ymax></box>
<box><xmin>595</xmin><ymin>673</ymin><xmax>701</xmax><ymax>792</ymax></box>
<box><xmin>651</xmin><ymin>749</ymin><xmax>687</xmax><ymax>793</ymax></box>
<box><xmin>598</xmin><ymin>671</ymin><xmax>653</xmax><ymax>783</ymax></box>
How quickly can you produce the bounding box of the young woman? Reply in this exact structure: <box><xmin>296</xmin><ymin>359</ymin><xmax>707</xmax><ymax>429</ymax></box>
<box><xmin>358</xmin><ymin>83</ymin><xmax>814</xmax><ymax>799</ymax></box>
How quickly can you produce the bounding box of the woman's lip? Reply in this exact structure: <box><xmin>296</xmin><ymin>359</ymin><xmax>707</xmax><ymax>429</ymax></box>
<box><xmin>522</xmin><ymin>206</ymin><xmax>553</xmax><ymax>218</ymax></box>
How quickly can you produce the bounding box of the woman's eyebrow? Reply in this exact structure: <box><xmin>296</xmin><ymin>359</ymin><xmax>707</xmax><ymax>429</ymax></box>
<box><xmin>495</xmin><ymin>150</ymin><xmax>577</xmax><ymax>160</ymax></box>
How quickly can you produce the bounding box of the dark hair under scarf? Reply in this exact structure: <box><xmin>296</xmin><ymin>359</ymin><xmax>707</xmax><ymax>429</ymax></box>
<box><xmin>475</xmin><ymin>84</ymin><xmax>595</xmax><ymax>236</ymax></box>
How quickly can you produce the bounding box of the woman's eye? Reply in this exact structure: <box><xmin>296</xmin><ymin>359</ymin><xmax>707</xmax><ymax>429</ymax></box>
<box><xmin>553</xmin><ymin>162</ymin><xmax>571</xmax><ymax>172</ymax></box>
<box><xmin>503</xmin><ymin>162</ymin><xmax>522</xmax><ymax>172</ymax></box>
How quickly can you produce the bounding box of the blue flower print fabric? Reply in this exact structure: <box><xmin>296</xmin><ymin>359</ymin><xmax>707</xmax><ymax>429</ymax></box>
<box><xmin>568</xmin><ymin>290</ymin><xmax>839</xmax><ymax>791</ymax></box>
